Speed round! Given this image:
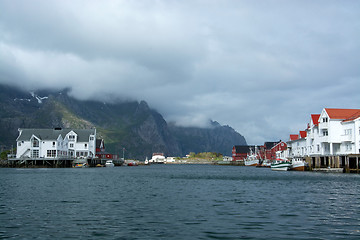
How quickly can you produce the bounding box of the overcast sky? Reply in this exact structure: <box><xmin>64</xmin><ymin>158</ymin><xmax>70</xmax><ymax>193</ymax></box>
<box><xmin>1</xmin><ymin>0</ymin><xmax>359</xmax><ymax>144</ymax></box>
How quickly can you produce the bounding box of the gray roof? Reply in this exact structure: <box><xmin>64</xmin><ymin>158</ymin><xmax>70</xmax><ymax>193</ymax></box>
<box><xmin>17</xmin><ymin>128</ymin><xmax>96</xmax><ymax>142</ymax></box>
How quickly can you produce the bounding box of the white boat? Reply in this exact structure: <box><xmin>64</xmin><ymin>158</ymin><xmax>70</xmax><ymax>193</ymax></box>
<box><xmin>260</xmin><ymin>159</ymin><xmax>272</xmax><ymax>168</ymax></box>
<box><xmin>290</xmin><ymin>158</ymin><xmax>308</xmax><ymax>171</ymax></box>
<box><xmin>144</xmin><ymin>157</ymin><xmax>149</xmax><ymax>165</ymax></box>
<box><xmin>245</xmin><ymin>157</ymin><xmax>259</xmax><ymax>166</ymax></box>
<box><xmin>271</xmin><ymin>158</ymin><xmax>291</xmax><ymax>171</ymax></box>
<box><xmin>105</xmin><ymin>160</ymin><xmax>115</xmax><ymax>167</ymax></box>
<box><xmin>245</xmin><ymin>147</ymin><xmax>260</xmax><ymax>166</ymax></box>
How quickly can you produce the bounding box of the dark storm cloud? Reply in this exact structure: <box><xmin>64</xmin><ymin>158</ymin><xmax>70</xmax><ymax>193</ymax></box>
<box><xmin>1</xmin><ymin>0</ymin><xmax>359</xmax><ymax>144</ymax></box>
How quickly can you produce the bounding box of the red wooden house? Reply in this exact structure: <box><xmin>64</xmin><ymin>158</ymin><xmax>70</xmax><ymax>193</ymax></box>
<box><xmin>261</xmin><ymin>142</ymin><xmax>281</xmax><ymax>160</ymax></box>
<box><xmin>270</xmin><ymin>141</ymin><xmax>287</xmax><ymax>159</ymax></box>
<box><xmin>232</xmin><ymin>145</ymin><xmax>257</xmax><ymax>161</ymax></box>
<box><xmin>95</xmin><ymin>139</ymin><xmax>118</xmax><ymax>160</ymax></box>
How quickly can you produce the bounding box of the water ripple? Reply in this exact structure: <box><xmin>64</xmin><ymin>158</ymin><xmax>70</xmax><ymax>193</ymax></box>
<box><xmin>1</xmin><ymin>165</ymin><xmax>360</xmax><ymax>239</ymax></box>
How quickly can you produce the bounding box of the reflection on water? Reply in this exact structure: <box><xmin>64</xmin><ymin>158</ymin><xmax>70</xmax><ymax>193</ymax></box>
<box><xmin>0</xmin><ymin>165</ymin><xmax>360</xmax><ymax>239</ymax></box>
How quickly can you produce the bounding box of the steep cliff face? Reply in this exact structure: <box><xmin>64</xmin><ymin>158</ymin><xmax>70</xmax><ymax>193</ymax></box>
<box><xmin>132</xmin><ymin>101</ymin><xmax>182</xmax><ymax>157</ymax></box>
<box><xmin>0</xmin><ymin>84</ymin><xmax>246</xmax><ymax>158</ymax></box>
<box><xmin>168</xmin><ymin>121</ymin><xmax>247</xmax><ymax>156</ymax></box>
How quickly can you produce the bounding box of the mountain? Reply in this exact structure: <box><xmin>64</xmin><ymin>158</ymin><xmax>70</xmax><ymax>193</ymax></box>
<box><xmin>169</xmin><ymin>121</ymin><xmax>247</xmax><ymax>156</ymax></box>
<box><xmin>0</xmin><ymin>84</ymin><xmax>247</xmax><ymax>158</ymax></box>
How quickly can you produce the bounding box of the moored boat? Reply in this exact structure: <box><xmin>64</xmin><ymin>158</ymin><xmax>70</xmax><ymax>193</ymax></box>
<box><xmin>127</xmin><ymin>161</ymin><xmax>138</xmax><ymax>166</ymax></box>
<box><xmin>245</xmin><ymin>147</ymin><xmax>260</xmax><ymax>166</ymax></box>
<box><xmin>73</xmin><ymin>162</ymin><xmax>88</xmax><ymax>168</ymax></box>
<box><xmin>105</xmin><ymin>160</ymin><xmax>115</xmax><ymax>167</ymax></box>
<box><xmin>245</xmin><ymin>157</ymin><xmax>259</xmax><ymax>166</ymax></box>
<box><xmin>260</xmin><ymin>159</ymin><xmax>272</xmax><ymax>168</ymax></box>
<box><xmin>290</xmin><ymin>158</ymin><xmax>308</xmax><ymax>171</ymax></box>
<box><xmin>256</xmin><ymin>159</ymin><xmax>271</xmax><ymax>167</ymax></box>
<box><xmin>271</xmin><ymin>158</ymin><xmax>291</xmax><ymax>171</ymax></box>
<box><xmin>73</xmin><ymin>159</ymin><xmax>88</xmax><ymax>168</ymax></box>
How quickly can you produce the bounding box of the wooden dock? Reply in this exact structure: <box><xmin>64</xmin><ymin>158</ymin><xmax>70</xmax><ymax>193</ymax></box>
<box><xmin>4</xmin><ymin>157</ymin><xmax>124</xmax><ymax>168</ymax></box>
<box><xmin>312</xmin><ymin>168</ymin><xmax>343</xmax><ymax>173</ymax></box>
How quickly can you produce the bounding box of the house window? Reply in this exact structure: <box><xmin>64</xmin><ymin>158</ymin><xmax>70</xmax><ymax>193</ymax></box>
<box><xmin>18</xmin><ymin>142</ymin><xmax>21</xmax><ymax>146</ymax></box>
<box><xmin>69</xmin><ymin>135</ymin><xmax>75</xmax><ymax>140</ymax></box>
<box><xmin>323</xmin><ymin>130</ymin><xmax>328</xmax><ymax>136</ymax></box>
<box><xmin>90</xmin><ymin>137</ymin><xmax>94</xmax><ymax>141</ymax></box>
<box><xmin>317</xmin><ymin>145</ymin><xmax>320</xmax><ymax>152</ymax></box>
<box><xmin>53</xmin><ymin>142</ymin><xmax>56</xmax><ymax>146</ymax></box>
<box><xmin>47</xmin><ymin>150</ymin><xmax>56</xmax><ymax>157</ymax></box>
<box><xmin>345</xmin><ymin>129</ymin><xmax>352</xmax><ymax>135</ymax></box>
<box><xmin>323</xmin><ymin>117</ymin><xmax>328</xmax><ymax>122</ymax></box>
<box><xmin>31</xmin><ymin>150</ymin><xmax>39</xmax><ymax>158</ymax></box>
<box><xmin>346</xmin><ymin>143</ymin><xmax>352</xmax><ymax>151</ymax></box>
<box><xmin>70</xmin><ymin>143</ymin><xmax>74</xmax><ymax>148</ymax></box>
<box><xmin>85</xmin><ymin>144</ymin><xmax>87</xmax><ymax>148</ymax></box>
<box><xmin>32</xmin><ymin>139</ymin><xmax>39</xmax><ymax>147</ymax></box>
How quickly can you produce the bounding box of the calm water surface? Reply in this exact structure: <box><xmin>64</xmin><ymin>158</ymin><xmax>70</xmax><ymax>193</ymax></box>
<box><xmin>1</xmin><ymin>165</ymin><xmax>360</xmax><ymax>239</ymax></box>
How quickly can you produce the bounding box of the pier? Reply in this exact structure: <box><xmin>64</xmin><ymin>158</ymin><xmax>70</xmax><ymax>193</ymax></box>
<box><xmin>5</xmin><ymin>157</ymin><xmax>124</xmax><ymax>168</ymax></box>
<box><xmin>6</xmin><ymin>157</ymin><xmax>74</xmax><ymax>168</ymax></box>
<box><xmin>305</xmin><ymin>154</ymin><xmax>360</xmax><ymax>173</ymax></box>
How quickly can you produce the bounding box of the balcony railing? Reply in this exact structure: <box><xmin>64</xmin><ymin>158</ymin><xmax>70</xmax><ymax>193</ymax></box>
<box><xmin>319</xmin><ymin>135</ymin><xmax>328</xmax><ymax>142</ymax></box>
<box><xmin>340</xmin><ymin>134</ymin><xmax>353</xmax><ymax>142</ymax></box>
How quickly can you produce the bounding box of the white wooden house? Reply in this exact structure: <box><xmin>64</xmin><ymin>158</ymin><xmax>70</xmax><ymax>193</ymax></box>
<box><xmin>287</xmin><ymin>108</ymin><xmax>360</xmax><ymax>169</ymax></box>
<box><xmin>287</xmin><ymin>108</ymin><xmax>360</xmax><ymax>158</ymax></box>
<box><xmin>319</xmin><ymin>108</ymin><xmax>360</xmax><ymax>155</ymax></box>
<box><xmin>16</xmin><ymin>128</ymin><xmax>96</xmax><ymax>159</ymax></box>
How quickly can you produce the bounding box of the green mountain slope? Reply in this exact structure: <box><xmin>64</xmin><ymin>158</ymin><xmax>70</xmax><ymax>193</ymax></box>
<box><xmin>0</xmin><ymin>84</ymin><xmax>247</xmax><ymax>158</ymax></box>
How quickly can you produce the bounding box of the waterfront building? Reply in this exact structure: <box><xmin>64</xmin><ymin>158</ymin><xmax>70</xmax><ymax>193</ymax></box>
<box><xmin>95</xmin><ymin>138</ymin><xmax>118</xmax><ymax>160</ymax></box>
<box><xmin>232</xmin><ymin>145</ymin><xmax>256</xmax><ymax>161</ymax></box>
<box><xmin>16</xmin><ymin>128</ymin><xmax>96</xmax><ymax>160</ymax></box>
<box><xmin>269</xmin><ymin>141</ymin><xmax>287</xmax><ymax>159</ymax></box>
<box><xmin>232</xmin><ymin>142</ymin><xmax>287</xmax><ymax>162</ymax></box>
<box><xmin>287</xmin><ymin>108</ymin><xmax>360</xmax><ymax>171</ymax></box>
<box><xmin>259</xmin><ymin>141</ymin><xmax>279</xmax><ymax>160</ymax></box>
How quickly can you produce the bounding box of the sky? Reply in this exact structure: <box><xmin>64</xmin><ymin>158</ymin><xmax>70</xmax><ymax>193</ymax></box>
<box><xmin>1</xmin><ymin>0</ymin><xmax>360</xmax><ymax>145</ymax></box>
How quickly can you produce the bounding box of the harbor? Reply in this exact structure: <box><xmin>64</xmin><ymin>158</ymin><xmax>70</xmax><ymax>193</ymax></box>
<box><xmin>1</xmin><ymin>164</ymin><xmax>360</xmax><ymax>239</ymax></box>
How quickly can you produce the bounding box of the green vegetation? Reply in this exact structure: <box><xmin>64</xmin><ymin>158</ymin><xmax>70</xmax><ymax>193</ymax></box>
<box><xmin>0</xmin><ymin>148</ymin><xmax>16</xmax><ymax>160</ymax></box>
<box><xmin>54</xmin><ymin>101</ymin><xmax>94</xmax><ymax>129</ymax></box>
<box><xmin>188</xmin><ymin>152</ymin><xmax>223</xmax><ymax>161</ymax></box>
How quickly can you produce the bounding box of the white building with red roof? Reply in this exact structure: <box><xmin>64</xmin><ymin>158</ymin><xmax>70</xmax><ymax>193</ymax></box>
<box><xmin>287</xmin><ymin>108</ymin><xmax>360</xmax><ymax>170</ymax></box>
<box><xmin>318</xmin><ymin>108</ymin><xmax>360</xmax><ymax>155</ymax></box>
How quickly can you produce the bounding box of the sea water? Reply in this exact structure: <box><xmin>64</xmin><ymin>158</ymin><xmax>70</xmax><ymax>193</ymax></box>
<box><xmin>0</xmin><ymin>165</ymin><xmax>359</xmax><ymax>239</ymax></box>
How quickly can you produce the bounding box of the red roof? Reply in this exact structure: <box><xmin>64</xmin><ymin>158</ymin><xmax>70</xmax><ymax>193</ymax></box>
<box><xmin>311</xmin><ymin>114</ymin><xmax>320</xmax><ymax>126</ymax></box>
<box><xmin>325</xmin><ymin>108</ymin><xmax>360</xmax><ymax>120</ymax></box>
<box><xmin>299</xmin><ymin>131</ymin><xmax>307</xmax><ymax>138</ymax></box>
<box><xmin>289</xmin><ymin>134</ymin><xmax>299</xmax><ymax>141</ymax></box>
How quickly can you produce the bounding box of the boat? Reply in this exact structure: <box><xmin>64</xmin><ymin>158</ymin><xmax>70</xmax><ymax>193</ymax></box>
<box><xmin>271</xmin><ymin>158</ymin><xmax>291</xmax><ymax>171</ymax></box>
<box><xmin>144</xmin><ymin>157</ymin><xmax>149</xmax><ymax>165</ymax></box>
<box><xmin>105</xmin><ymin>160</ymin><xmax>115</xmax><ymax>167</ymax></box>
<box><xmin>290</xmin><ymin>158</ymin><xmax>308</xmax><ymax>171</ymax></box>
<box><xmin>245</xmin><ymin>147</ymin><xmax>260</xmax><ymax>166</ymax></box>
<box><xmin>259</xmin><ymin>159</ymin><xmax>271</xmax><ymax>168</ymax></box>
<box><xmin>127</xmin><ymin>161</ymin><xmax>138</xmax><ymax>166</ymax></box>
<box><xmin>73</xmin><ymin>159</ymin><xmax>88</xmax><ymax>168</ymax></box>
<box><xmin>73</xmin><ymin>162</ymin><xmax>88</xmax><ymax>168</ymax></box>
